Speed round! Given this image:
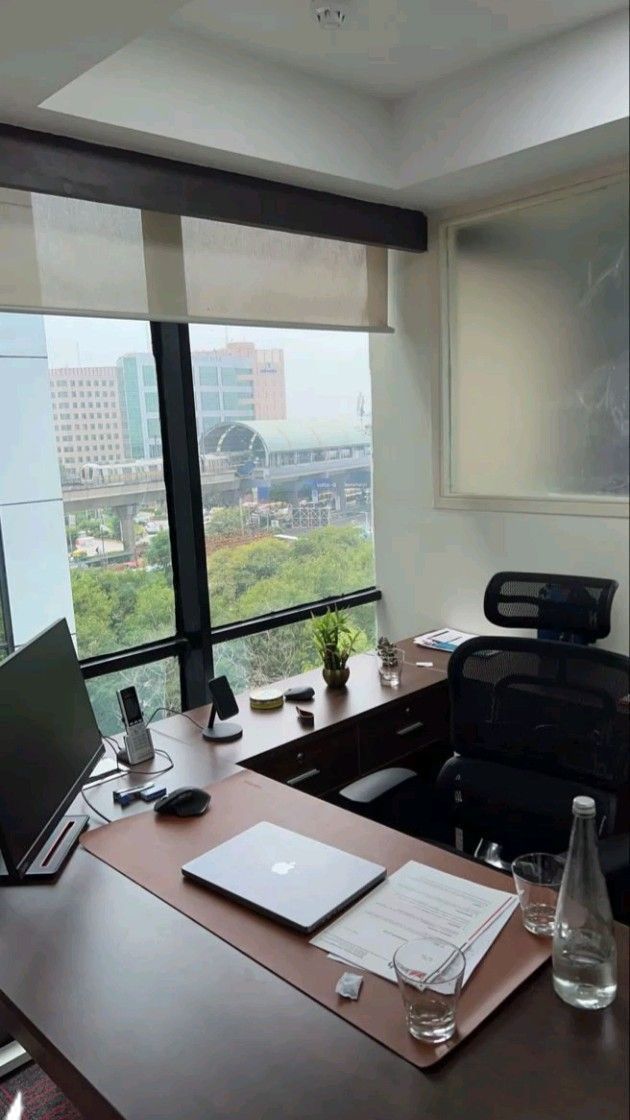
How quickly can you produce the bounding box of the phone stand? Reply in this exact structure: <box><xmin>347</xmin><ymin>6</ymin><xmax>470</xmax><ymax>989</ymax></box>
<box><xmin>202</xmin><ymin>703</ymin><xmax>243</xmax><ymax>743</ymax></box>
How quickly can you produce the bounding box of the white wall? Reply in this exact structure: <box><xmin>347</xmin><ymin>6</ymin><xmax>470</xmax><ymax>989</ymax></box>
<box><xmin>371</xmin><ymin>180</ymin><xmax>629</xmax><ymax>655</ymax></box>
<box><xmin>395</xmin><ymin>10</ymin><xmax>629</xmax><ymax>196</ymax></box>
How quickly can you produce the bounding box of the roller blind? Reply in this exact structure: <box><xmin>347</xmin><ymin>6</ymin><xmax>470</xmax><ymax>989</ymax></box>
<box><xmin>0</xmin><ymin>189</ymin><xmax>389</xmax><ymax>330</ymax></box>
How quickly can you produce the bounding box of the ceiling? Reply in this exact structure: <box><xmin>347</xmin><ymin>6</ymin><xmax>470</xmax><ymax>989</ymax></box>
<box><xmin>0</xmin><ymin>1</ymin><xmax>627</xmax><ymax>209</ymax></box>
<box><xmin>171</xmin><ymin>0</ymin><xmax>624</xmax><ymax>97</ymax></box>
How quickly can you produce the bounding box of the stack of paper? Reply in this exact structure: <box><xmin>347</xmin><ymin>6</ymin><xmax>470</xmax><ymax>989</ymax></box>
<box><xmin>310</xmin><ymin>862</ymin><xmax>519</xmax><ymax>986</ymax></box>
<box><xmin>414</xmin><ymin>629</ymin><xmax>475</xmax><ymax>653</ymax></box>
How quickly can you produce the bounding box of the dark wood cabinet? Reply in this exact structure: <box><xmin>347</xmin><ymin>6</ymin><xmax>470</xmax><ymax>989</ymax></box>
<box><xmin>358</xmin><ymin>687</ymin><xmax>449</xmax><ymax>775</ymax></box>
<box><xmin>244</xmin><ymin>656</ymin><xmax>450</xmax><ymax>797</ymax></box>
<box><xmin>245</xmin><ymin>727</ymin><xmax>360</xmax><ymax>796</ymax></box>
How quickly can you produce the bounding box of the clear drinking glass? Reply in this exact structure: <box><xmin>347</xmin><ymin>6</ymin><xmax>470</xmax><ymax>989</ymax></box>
<box><xmin>393</xmin><ymin>937</ymin><xmax>466</xmax><ymax>1044</ymax></box>
<box><xmin>378</xmin><ymin>647</ymin><xmax>404</xmax><ymax>688</ymax></box>
<box><xmin>512</xmin><ymin>853</ymin><xmax>564</xmax><ymax>936</ymax></box>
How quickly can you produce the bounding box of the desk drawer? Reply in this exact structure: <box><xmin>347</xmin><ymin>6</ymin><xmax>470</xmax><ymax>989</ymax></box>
<box><xmin>248</xmin><ymin>729</ymin><xmax>359</xmax><ymax>796</ymax></box>
<box><xmin>358</xmin><ymin>686</ymin><xmax>449</xmax><ymax>773</ymax></box>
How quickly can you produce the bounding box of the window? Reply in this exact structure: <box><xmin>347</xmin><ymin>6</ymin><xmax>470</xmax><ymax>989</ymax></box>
<box><xmin>86</xmin><ymin>659</ymin><xmax>179</xmax><ymax>737</ymax></box>
<box><xmin>220</xmin><ymin>368</ymin><xmax>247</xmax><ymax>387</ymax></box>
<box><xmin>215</xmin><ymin>606</ymin><xmax>376</xmax><ymax>694</ymax></box>
<box><xmin>441</xmin><ymin>176</ymin><xmax>629</xmax><ymax>512</ymax></box>
<box><xmin>190</xmin><ymin>324</ymin><xmax>375</xmax><ymax>631</ymax></box>
<box><xmin>1</xmin><ymin>177</ymin><xmax>385</xmax><ymax>730</ymax></box>
<box><xmin>200</xmin><ymin>391</ymin><xmax>221</xmax><ymax>412</ymax></box>
<box><xmin>199</xmin><ymin>365</ymin><xmax>219</xmax><ymax>386</ymax></box>
<box><xmin>222</xmin><ymin>391</ymin><xmax>252</xmax><ymax>411</ymax></box>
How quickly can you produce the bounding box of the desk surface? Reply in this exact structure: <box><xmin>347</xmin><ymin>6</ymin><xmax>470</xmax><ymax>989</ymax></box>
<box><xmin>0</xmin><ymin>648</ymin><xmax>628</xmax><ymax>1120</ymax></box>
<box><xmin>155</xmin><ymin>637</ymin><xmax>450</xmax><ymax>771</ymax></box>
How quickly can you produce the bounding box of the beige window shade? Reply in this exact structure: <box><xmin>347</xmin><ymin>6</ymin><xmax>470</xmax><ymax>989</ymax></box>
<box><xmin>0</xmin><ymin>189</ymin><xmax>389</xmax><ymax>330</ymax></box>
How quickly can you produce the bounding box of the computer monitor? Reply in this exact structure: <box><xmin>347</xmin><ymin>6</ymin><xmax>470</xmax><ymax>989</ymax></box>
<box><xmin>0</xmin><ymin>619</ymin><xmax>104</xmax><ymax>881</ymax></box>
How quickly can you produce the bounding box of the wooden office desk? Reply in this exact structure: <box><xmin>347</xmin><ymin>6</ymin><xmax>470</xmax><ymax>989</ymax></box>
<box><xmin>0</xmin><ymin>644</ymin><xmax>628</xmax><ymax>1120</ymax></box>
<box><xmin>154</xmin><ymin>638</ymin><xmax>451</xmax><ymax>795</ymax></box>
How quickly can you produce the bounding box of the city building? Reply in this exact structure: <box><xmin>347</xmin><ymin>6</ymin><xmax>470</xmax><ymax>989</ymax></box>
<box><xmin>49</xmin><ymin>365</ymin><xmax>124</xmax><ymax>469</ymax></box>
<box><xmin>116</xmin><ymin>346</ymin><xmax>286</xmax><ymax>459</ymax></box>
<box><xmin>116</xmin><ymin>353</ymin><xmax>162</xmax><ymax>460</ymax></box>
<box><xmin>47</xmin><ymin>345</ymin><xmax>286</xmax><ymax>468</ymax></box>
<box><xmin>191</xmin><ymin>348</ymin><xmax>255</xmax><ymax>444</ymax></box>
<box><xmin>223</xmin><ymin>342</ymin><xmax>286</xmax><ymax>420</ymax></box>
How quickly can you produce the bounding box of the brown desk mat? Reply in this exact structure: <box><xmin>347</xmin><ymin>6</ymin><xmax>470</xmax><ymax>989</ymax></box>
<box><xmin>81</xmin><ymin>771</ymin><xmax>550</xmax><ymax>1069</ymax></box>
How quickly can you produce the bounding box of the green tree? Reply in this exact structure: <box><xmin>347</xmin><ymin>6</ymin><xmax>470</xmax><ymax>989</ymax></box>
<box><xmin>205</xmin><ymin>506</ymin><xmax>245</xmax><ymax>541</ymax></box>
<box><xmin>70</xmin><ymin>522</ymin><xmax>377</xmax><ymax>724</ymax></box>
<box><xmin>147</xmin><ymin>530</ymin><xmax>173</xmax><ymax>575</ymax></box>
<box><xmin>126</xmin><ymin>580</ymin><xmax>176</xmax><ymax>645</ymax></box>
<box><xmin>71</xmin><ymin>569</ymin><xmax>117</xmax><ymax>656</ymax></box>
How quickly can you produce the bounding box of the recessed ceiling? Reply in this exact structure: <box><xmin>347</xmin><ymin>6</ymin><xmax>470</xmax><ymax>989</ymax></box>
<box><xmin>171</xmin><ymin>0</ymin><xmax>624</xmax><ymax>97</ymax></box>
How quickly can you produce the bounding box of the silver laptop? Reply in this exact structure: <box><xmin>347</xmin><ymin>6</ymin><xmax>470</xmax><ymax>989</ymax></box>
<box><xmin>181</xmin><ymin>821</ymin><xmax>386</xmax><ymax>933</ymax></box>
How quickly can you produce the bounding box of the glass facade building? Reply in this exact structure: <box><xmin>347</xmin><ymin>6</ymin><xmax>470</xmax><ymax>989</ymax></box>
<box><xmin>117</xmin><ymin>350</ymin><xmax>260</xmax><ymax>459</ymax></box>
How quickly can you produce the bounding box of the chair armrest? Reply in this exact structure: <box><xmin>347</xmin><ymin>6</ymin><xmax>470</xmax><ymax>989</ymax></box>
<box><xmin>338</xmin><ymin>768</ymin><xmax>417</xmax><ymax>804</ymax></box>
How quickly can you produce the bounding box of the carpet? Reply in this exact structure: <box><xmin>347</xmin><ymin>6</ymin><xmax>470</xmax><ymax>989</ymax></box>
<box><xmin>0</xmin><ymin>1063</ymin><xmax>83</xmax><ymax>1120</ymax></box>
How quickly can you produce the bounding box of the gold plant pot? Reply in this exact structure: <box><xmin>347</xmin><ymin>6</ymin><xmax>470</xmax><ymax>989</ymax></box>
<box><xmin>322</xmin><ymin>667</ymin><xmax>350</xmax><ymax>689</ymax></box>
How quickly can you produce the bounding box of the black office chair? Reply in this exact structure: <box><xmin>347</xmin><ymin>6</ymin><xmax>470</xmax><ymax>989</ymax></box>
<box><xmin>439</xmin><ymin>637</ymin><xmax>629</xmax><ymax>849</ymax></box>
<box><xmin>484</xmin><ymin>571</ymin><xmax>618</xmax><ymax>645</ymax></box>
<box><xmin>339</xmin><ymin>570</ymin><xmax>619</xmax><ymax>824</ymax></box>
<box><xmin>337</xmin><ymin>638</ymin><xmax>630</xmax><ymax>918</ymax></box>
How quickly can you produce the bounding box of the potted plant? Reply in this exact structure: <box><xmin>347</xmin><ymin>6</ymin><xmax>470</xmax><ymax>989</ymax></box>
<box><xmin>311</xmin><ymin>606</ymin><xmax>361</xmax><ymax>689</ymax></box>
<box><xmin>377</xmin><ymin>636</ymin><xmax>404</xmax><ymax>687</ymax></box>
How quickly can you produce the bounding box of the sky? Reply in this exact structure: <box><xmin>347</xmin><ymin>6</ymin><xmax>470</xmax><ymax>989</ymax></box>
<box><xmin>43</xmin><ymin>317</ymin><xmax>372</xmax><ymax>421</ymax></box>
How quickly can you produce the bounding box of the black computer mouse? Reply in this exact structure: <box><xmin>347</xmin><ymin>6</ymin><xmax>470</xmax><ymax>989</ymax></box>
<box><xmin>154</xmin><ymin>787</ymin><xmax>211</xmax><ymax>818</ymax></box>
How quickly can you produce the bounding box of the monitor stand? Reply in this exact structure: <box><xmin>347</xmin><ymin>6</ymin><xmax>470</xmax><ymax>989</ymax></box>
<box><xmin>0</xmin><ymin>814</ymin><xmax>89</xmax><ymax>885</ymax></box>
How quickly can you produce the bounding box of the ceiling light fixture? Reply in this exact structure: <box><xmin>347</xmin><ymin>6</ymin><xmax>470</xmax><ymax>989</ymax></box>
<box><xmin>311</xmin><ymin>2</ymin><xmax>350</xmax><ymax>30</ymax></box>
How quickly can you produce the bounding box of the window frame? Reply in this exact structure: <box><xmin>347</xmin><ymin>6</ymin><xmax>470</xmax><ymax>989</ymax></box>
<box><xmin>436</xmin><ymin>172</ymin><xmax>629</xmax><ymax>519</ymax></box>
<box><xmin>1</xmin><ymin>118</ymin><xmax>390</xmax><ymax>703</ymax></box>
<box><xmin>78</xmin><ymin>319</ymin><xmax>381</xmax><ymax>708</ymax></box>
<box><xmin>0</xmin><ymin>520</ymin><xmax>15</xmax><ymax>661</ymax></box>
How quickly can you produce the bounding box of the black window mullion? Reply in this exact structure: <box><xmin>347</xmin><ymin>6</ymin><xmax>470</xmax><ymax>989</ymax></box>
<box><xmin>0</xmin><ymin>519</ymin><xmax>15</xmax><ymax>658</ymax></box>
<box><xmin>151</xmin><ymin>322</ymin><xmax>212</xmax><ymax>707</ymax></box>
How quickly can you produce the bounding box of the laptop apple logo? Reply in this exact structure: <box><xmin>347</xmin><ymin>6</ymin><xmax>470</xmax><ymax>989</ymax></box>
<box><xmin>271</xmin><ymin>860</ymin><xmax>296</xmax><ymax>875</ymax></box>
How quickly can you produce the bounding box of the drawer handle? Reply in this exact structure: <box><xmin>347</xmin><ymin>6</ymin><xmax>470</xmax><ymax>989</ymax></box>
<box><xmin>286</xmin><ymin>768</ymin><xmax>320</xmax><ymax>787</ymax></box>
<box><xmin>396</xmin><ymin>720</ymin><xmax>425</xmax><ymax>737</ymax></box>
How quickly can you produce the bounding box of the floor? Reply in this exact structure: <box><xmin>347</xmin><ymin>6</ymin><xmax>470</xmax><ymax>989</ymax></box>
<box><xmin>0</xmin><ymin>1062</ymin><xmax>82</xmax><ymax>1120</ymax></box>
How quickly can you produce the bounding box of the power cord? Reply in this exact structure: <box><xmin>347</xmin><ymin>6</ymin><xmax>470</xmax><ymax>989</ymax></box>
<box><xmin>81</xmin><ymin>787</ymin><xmax>113</xmax><ymax>824</ymax></box>
<box><xmin>81</xmin><ymin>718</ymin><xmax>177</xmax><ymax>825</ymax></box>
<box><xmin>145</xmin><ymin>706</ymin><xmax>207</xmax><ymax>732</ymax></box>
<box><xmin>80</xmin><ymin>748</ymin><xmax>174</xmax><ymax>825</ymax></box>
<box><xmin>115</xmin><ymin>748</ymin><xmax>174</xmax><ymax>777</ymax></box>
<box><xmin>81</xmin><ymin>701</ymin><xmax>206</xmax><ymax>826</ymax></box>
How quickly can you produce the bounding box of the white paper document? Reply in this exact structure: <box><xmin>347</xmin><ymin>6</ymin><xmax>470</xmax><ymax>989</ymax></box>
<box><xmin>414</xmin><ymin>629</ymin><xmax>476</xmax><ymax>652</ymax></box>
<box><xmin>311</xmin><ymin>861</ymin><xmax>519</xmax><ymax>985</ymax></box>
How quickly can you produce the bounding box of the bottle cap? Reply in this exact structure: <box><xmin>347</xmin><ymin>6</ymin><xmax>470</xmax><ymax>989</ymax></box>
<box><xmin>573</xmin><ymin>795</ymin><xmax>596</xmax><ymax>817</ymax></box>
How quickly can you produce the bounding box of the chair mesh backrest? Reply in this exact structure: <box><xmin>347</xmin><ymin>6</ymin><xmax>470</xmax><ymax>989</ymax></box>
<box><xmin>449</xmin><ymin>636</ymin><xmax>630</xmax><ymax>789</ymax></box>
<box><xmin>484</xmin><ymin>571</ymin><xmax>618</xmax><ymax>642</ymax></box>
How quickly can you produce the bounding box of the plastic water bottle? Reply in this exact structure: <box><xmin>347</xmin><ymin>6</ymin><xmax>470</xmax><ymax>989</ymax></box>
<box><xmin>552</xmin><ymin>796</ymin><xmax>617</xmax><ymax>1009</ymax></box>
